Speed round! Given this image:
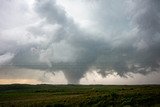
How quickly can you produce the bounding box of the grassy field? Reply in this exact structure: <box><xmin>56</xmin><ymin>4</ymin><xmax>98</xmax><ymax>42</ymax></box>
<box><xmin>0</xmin><ymin>84</ymin><xmax>160</xmax><ymax>107</ymax></box>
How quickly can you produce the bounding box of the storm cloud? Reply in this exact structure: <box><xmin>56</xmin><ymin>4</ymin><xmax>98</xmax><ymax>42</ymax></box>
<box><xmin>0</xmin><ymin>0</ymin><xmax>160</xmax><ymax>84</ymax></box>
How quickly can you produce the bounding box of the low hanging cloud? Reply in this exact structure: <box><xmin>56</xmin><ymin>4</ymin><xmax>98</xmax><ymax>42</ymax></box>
<box><xmin>0</xmin><ymin>0</ymin><xmax>160</xmax><ymax>84</ymax></box>
<box><xmin>0</xmin><ymin>53</ymin><xmax>14</xmax><ymax>67</ymax></box>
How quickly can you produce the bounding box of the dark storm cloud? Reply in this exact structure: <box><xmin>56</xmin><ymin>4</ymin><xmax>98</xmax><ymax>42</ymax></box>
<box><xmin>0</xmin><ymin>0</ymin><xmax>160</xmax><ymax>84</ymax></box>
<box><xmin>32</xmin><ymin>0</ymin><xmax>109</xmax><ymax>83</ymax></box>
<box><xmin>130</xmin><ymin>0</ymin><xmax>160</xmax><ymax>72</ymax></box>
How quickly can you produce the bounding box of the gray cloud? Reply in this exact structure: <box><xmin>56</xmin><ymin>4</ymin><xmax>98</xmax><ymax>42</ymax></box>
<box><xmin>0</xmin><ymin>0</ymin><xmax>160</xmax><ymax>84</ymax></box>
<box><xmin>131</xmin><ymin>0</ymin><xmax>160</xmax><ymax>72</ymax></box>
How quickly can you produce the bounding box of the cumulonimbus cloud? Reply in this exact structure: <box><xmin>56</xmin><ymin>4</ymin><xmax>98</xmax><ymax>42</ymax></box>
<box><xmin>0</xmin><ymin>0</ymin><xmax>160</xmax><ymax>84</ymax></box>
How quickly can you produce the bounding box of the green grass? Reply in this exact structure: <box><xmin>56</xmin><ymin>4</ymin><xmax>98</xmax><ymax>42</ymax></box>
<box><xmin>0</xmin><ymin>84</ymin><xmax>160</xmax><ymax>107</ymax></box>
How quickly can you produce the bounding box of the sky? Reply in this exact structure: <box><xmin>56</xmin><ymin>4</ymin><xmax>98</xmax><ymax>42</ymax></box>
<box><xmin>0</xmin><ymin>0</ymin><xmax>160</xmax><ymax>84</ymax></box>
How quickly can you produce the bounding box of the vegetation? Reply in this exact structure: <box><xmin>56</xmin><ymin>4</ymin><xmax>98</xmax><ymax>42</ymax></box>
<box><xmin>0</xmin><ymin>84</ymin><xmax>160</xmax><ymax>107</ymax></box>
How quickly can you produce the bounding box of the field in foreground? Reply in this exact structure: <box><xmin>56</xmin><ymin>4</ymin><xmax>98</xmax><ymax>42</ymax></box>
<box><xmin>0</xmin><ymin>84</ymin><xmax>160</xmax><ymax>107</ymax></box>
